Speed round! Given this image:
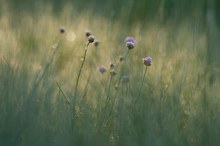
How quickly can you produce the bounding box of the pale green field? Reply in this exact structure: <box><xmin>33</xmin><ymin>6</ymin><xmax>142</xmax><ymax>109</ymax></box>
<box><xmin>0</xmin><ymin>4</ymin><xmax>220</xmax><ymax>146</ymax></box>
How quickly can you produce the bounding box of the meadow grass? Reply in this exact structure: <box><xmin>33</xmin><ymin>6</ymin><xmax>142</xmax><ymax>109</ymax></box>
<box><xmin>0</xmin><ymin>4</ymin><xmax>220</xmax><ymax>146</ymax></box>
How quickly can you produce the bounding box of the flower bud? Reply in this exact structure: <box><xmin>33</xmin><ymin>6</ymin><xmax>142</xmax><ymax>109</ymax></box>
<box><xmin>143</xmin><ymin>57</ymin><xmax>152</xmax><ymax>66</ymax></box>
<box><xmin>85</xmin><ymin>30</ymin><xmax>92</xmax><ymax>37</ymax></box>
<box><xmin>94</xmin><ymin>40</ymin><xmax>100</xmax><ymax>47</ymax></box>
<box><xmin>88</xmin><ymin>35</ymin><xmax>95</xmax><ymax>43</ymax></box>
<box><xmin>98</xmin><ymin>65</ymin><xmax>107</xmax><ymax>73</ymax></box>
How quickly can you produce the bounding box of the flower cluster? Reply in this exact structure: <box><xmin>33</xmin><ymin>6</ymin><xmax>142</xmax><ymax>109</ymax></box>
<box><xmin>85</xmin><ymin>30</ymin><xmax>100</xmax><ymax>46</ymax></box>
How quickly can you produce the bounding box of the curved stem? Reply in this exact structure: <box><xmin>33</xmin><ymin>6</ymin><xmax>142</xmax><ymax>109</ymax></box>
<box><xmin>73</xmin><ymin>42</ymin><xmax>90</xmax><ymax>108</ymax></box>
<box><xmin>57</xmin><ymin>82</ymin><xmax>73</xmax><ymax>107</ymax></box>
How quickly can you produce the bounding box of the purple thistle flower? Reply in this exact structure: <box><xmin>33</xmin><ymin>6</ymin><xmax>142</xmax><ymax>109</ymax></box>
<box><xmin>125</xmin><ymin>36</ymin><xmax>137</xmax><ymax>45</ymax></box>
<box><xmin>143</xmin><ymin>57</ymin><xmax>152</xmax><ymax>66</ymax></box>
<box><xmin>126</xmin><ymin>42</ymin><xmax>135</xmax><ymax>49</ymax></box>
<box><xmin>98</xmin><ymin>65</ymin><xmax>107</xmax><ymax>73</ymax></box>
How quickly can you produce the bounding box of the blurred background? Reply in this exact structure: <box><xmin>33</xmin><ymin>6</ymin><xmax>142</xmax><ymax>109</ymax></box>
<box><xmin>0</xmin><ymin>0</ymin><xmax>220</xmax><ymax>146</ymax></box>
<box><xmin>1</xmin><ymin>0</ymin><xmax>220</xmax><ymax>23</ymax></box>
<box><xmin>1</xmin><ymin>0</ymin><xmax>219</xmax><ymax>23</ymax></box>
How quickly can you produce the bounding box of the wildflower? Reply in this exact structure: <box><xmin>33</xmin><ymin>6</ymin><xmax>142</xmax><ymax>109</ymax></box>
<box><xmin>85</xmin><ymin>30</ymin><xmax>92</xmax><ymax>37</ymax></box>
<box><xmin>125</xmin><ymin>36</ymin><xmax>136</xmax><ymax>45</ymax></box>
<box><xmin>59</xmin><ymin>26</ymin><xmax>65</xmax><ymax>33</ymax></box>
<box><xmin>88</xmin><ymin>35</ymin><xmax>95</xmax><ymax>43</ymax></box>
<box><xmin>121</xmin><ymin>75</ymin><xmax>129</xmax><ymax>84</ymax></box>
<box><xmin>110</xmin><ymin>69</ymin><xmax>116</xmax><ymax>76</ymax></box>
<box><xmin>98</xmin><ymin>65</ymin><xmax>107</xmax><ymax>73</ymax></box>
<box><xmin>143</xmin><ymin>57</ymin><xmax>152</xmax><ymax>66</ymax></box>
<box><xmin>94</xmin><ymin>40</ymin><xmax>100</xmax><ymax>47</ymax></box>
<box><xmin>126</xmin><ymin>42</ymin><xmax>135</xmax><ymax>49</ymax></box>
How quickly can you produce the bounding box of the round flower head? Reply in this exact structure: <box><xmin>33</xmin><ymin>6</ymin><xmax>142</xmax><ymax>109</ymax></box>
<box><xmin>85</xmin><ymin>30</ymin><xmax>92</xmax><ymax>37</ymax></box>
<box><xmin>59</xmin><ymin>26</ymin><xmax>65</xmax><ymax>33</ymax></box>
<box><xmin>125</xmin><ymin>36</ymin><xmax>136</xmax><ymax>45</ymax></box>
<box><xmin>126</xmin><ymin>42</ymin><xmax>135</xmax><ymax>49</ymax></box>
<box><xmin>98</xmin><ymin>65</ymin><xmax>107</xmax><ymax>73</ymax></box>
<box><xmin>88</xmin><ymin>35</ymin><xmax>95</xmax><ymax>43</ymax></box>
<box><xmin>94</xmin><ymin>40</ymin><xmax>100</xmax><ymax>47</ymax></box>
<box><xmin>143</xmin><ymin>57</ymin><xmax>152</xmax><ymax>66</ymax></box>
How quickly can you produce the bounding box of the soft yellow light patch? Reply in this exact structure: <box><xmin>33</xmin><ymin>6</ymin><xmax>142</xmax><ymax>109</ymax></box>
<box><xmin>66</xmin><ymin>31</ymin><xmax>76</xmax><ymax>42</ymax></box>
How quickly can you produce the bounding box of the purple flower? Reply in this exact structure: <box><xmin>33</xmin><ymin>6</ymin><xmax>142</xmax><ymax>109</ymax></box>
<box><xmin>125</xmin><ymin>36</ymin><xmax>136</xmax><ymax>45</ymax></box>
<box><xmin>98</xmin><ymin>65</ymin><xmax>107</xmax><ymax>73</ymax></box>
<box><xmin>126</xmin><ymin>42</ymin><xmax>135</xmax><ymax>49</ymax></box>
<box><xmin>143</xmin><ymin>57</ymin><xmax>152</xmax><ymax>66</ymax></box>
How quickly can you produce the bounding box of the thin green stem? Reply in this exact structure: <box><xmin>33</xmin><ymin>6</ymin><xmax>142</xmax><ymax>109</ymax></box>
<box><xmin>134</xmin><ymin>67</ymin><xmax>147</xmax><ymax>106</ymax></box>
<box><xmin>106</xmin><ymin>76</ymin><xmax>113</xmax><ymax>104</ymax></box>
<box><xmin>113</xmin><ymin>50</ymin><xmax>130</xmax><ymax>99</ymax></box>
<box><xmin>57</xmin><ymin>82</ymin><xmax>73</xmax><ymax>107</ymax></box>
<box><xmin>73</xmin><ymin>42</ymin><xmax>90</xmax><ymax>108</ymax></box>
<box><xmin>102</xmin><ymin>75</ymin><xmax>113</xmax><ymax>120</ymax></box>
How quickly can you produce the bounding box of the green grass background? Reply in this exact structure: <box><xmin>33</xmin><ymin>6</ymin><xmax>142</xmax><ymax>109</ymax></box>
<box><xmin>0</xmin><ymin>0</ymin><xmax>220</xmax><ymax>146</ymax></box>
